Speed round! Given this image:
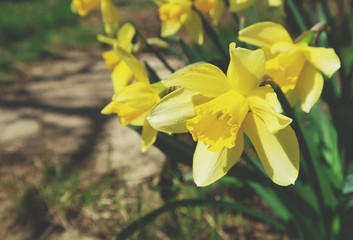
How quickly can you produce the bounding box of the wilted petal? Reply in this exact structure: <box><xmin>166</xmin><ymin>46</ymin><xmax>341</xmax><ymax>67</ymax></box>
<box><xmin>227</xmin><ymin>43</ymin><xmax>264</xmax><ymax>95</ymax></box>
<box><xmin>148</xmin><ymin>88</ymin><xmax>211</xmax><ymax>133</ymax></box>
<box><xmin>163</xmin><ymin>63</ymin><xmax>230</xmax><ymax>97</ymax></box>
<box><xmin>141</xmin><ymin>119</ymin><xmax>158</xmax><ymax>152</ymax></box>
<box><xmin>303</xmin><ymin>46</ymin><xmax>340</xmax><ymax>78</ymax></box>
<box><xmin>239</xmin><ymin>22</ymin><xmax>293</xmax><ymax>48</ymax></box>
<box><xmin>193</xmin><ymin>132</ymin><xmax>244</xmax><ymax>187</ymax></box>
<box><xmin>242</xmin><ymin>112</ymin><xmax>299</xmax><ymax>186</ymax></box>
<box><xmin>296</xmin><ymin>63</ymin><xmax>324</xmax><ymax>113</ymax></box>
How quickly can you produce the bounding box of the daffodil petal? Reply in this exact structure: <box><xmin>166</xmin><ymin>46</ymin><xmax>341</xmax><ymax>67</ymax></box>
<box><xmin>112</xmin><ymin>61</ymin><xmax>134</xmax><ymax>93</ymax></box>
<box><xmin>113</xmin><ymin>82</ymin><xmax>156</xmax><ymax>109</ymax></box>
<box><xmin>141</xmin><ymin>119</ymin><xmax>158</xmax><ymax>152</ymax></box>
<box><xmin>239</xmin><ymin>22</ymin><xmax>293</xmax><ymax>48</ymax></box>
<box><xmin>193</xmin><ymin>132</ymin><xmax>244</xmax><ymax>187</ymax></box>
<box><xmin>209</xmin><ymin>0</ymin><xmax>224</xmax><ymax>24</ymax></box>
<box><xmin>247</xmin><ymin>87</ymin><xmax>292</xmax><ymax>134</ymax></box>
<box><xmin>117</xmin><ymin>103</ymin><xmax>149</xmax><ymax>126</ymax></box>
<box><xmin>102</xmin><ymin>100</ymin><xmax>147</xmax><ymax>126</ymax></box>
<box><xmin>117</xmin><ymin>23</ymin><xmax>135</xmax><ymax>50</ymax></box>
<box><xmin>184</xmin><ymin>10</ymin><xmax>203</xmax><ymax>44</ymax></box>
<box><xmin>163</xmin><ymin>63</ymin><xmax>230</xmax><ymax>97</ymax></box>
<box><xmin>101</xmin><ymin>101</ymin><xmax>119</xmax><ymax>115</ymax></box>
<box><xmin>303</xmin><ymin>46</ymin><xmax>341</xmax><ymax>78</ymax></box>
<box><xmin>242</xmin><ymin>112</ymin><xmax>299</xmax><ymax>186</ymax></box>
<box><xmin>227</xmin><ymin>43</ymin><xmax>264</xmax><ymax>95</ymax></box>
<box><xmin>228</xmin><ymin>0</ymin><xmax>255</xmax><ymax>12</ymax></box>
<box><xmin>296</xmin><ymin>63</ymin><xmax>324</xmax><ymax>113</ymax></box>
<box><xmin>247</xmin><ymin>86</ymin><xmax>278</xmax><ymax>107</ymax></box>
<box><xmin>268</xmin><ymin>0</ymin><xmax>282</xmax><ymax>6</ymax></box>
<box><xmin>101</xmin><ymin>0</ymin><xmax>119</xmax><ymax>36</ymax></box>
<box><xmin>148</xmin><ymin>88</ymin><xmax>211</xmax><ymax>133</ymax></box>
<box><xmin>115</xmin><ymin>46</ymin><xmax>149</xmax><ymax>84</ymax></box>
<box><xmin>130</xmin><ymin>111</ymin><xmax>148</xmax><ymax>126</ymax></box>
<box><xmin>103</xmin><ymin>50</ymin><xmax>121</xmax><ymax>70</ymax></box>
<box><xmin>285</xmin><ymin>89</ymin><xmax>300</xmax><ymax>107</ymax></box>
<box><xmin>161</xmin><ymin>20</ymin><xmax>182</xmax><ymax>37</ymax></box>
<box><xmin>73</xmin><ymin>0</ymin><xmax>100</xmax><ymax>16</ymax></box>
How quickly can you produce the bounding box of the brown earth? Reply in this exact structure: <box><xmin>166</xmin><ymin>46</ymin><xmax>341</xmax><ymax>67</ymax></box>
<box><xmin>0</xmin><ymin>49</ymin><xmax>183</xmax><ymax>240</ymax></box>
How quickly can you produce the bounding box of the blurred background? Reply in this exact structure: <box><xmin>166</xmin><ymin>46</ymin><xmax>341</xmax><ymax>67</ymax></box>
<box><xmin>0</xmin><ymin>0</ymin><xmax>352</xmax><ymax>239</ymax></box>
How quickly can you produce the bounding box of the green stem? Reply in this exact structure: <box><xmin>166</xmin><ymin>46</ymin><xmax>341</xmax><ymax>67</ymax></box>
<box><xmin>135</xmin><ymin>29</ymin><xmax>175</xmax><ymax>73</ymax></box>
<box><xmin>269</xmin><ymin>81</ymin><xmax>329</xmax><ymax>238</ymax></box>
<box><xmin>319</xmin><ymin>0</ymin><xmax>350</xmax><ymax>102</ymax></box>
<box><xmin>285</xmin><ymin>0</ymin><xmax>307</xmax><ymax>32</ymax></box>
<box><xmin>116</xmin><ymin>199</ymin><xmax>286</xmax><ymax>240</ymax></box>
<box><xmin>194</xmin><ymin>8</ymin><xmax>229</xmax><ymax>60</ymax></box>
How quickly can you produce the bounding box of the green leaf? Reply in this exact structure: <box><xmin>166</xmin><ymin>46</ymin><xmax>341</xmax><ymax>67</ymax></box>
<box><xmin>343</xmin><ymin>174</ymin><xmax>353</xmax><ymax>195</ymax></box>
<box><xmin>179</xmin><ymin>39</ymin><xmax>203</xmax><ymax>63</ymax></box>
<box><xmin>248</xmin><ymin>181</ymin><xmax>292</xmax><ymax>221</ymax></box>
<box><xmin>115</xmin><ymin>199</ymin><xmax>286</xmax><ymax>240</ymax></box>
<box><xmin>144</xmin><ymin>61</ymin><xmax>161</xmax><ymax>83</ymax></box>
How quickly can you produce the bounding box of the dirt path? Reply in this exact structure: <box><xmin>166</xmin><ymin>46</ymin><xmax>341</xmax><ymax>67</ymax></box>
<box><xmin>0</xmin><ymin>50</ymin><xmax>182</xmax><ymax>239</ymax></box>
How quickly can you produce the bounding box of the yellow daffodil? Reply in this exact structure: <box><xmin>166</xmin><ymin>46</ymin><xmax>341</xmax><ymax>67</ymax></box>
<box><xmin>229</xmin><ymin>0</ymin><xmax>282</xmax><ymax>12</ymax></box>
<box><xmin>239</xmin><ymin>22</ymin><xmax>340</xmax><ymax>112</ymax></box>
<box><xmin>102</xmin><ymin>47</ymin><xmax>167</xmax><ymax>152</ymax></box>
<box><xmin>148</xmin><ymin>42</ymin><xmax>299</xmax><ymax>186</ymax></box>
<box><xmin>156</xmin><ymin>0</ymin><xmax>203</xmax><ymax>44</ymax></box>
<box><xmin>72</xmin><ymin>0</ymin><xmax>119</xmax><ymax>36</ymax></box>
<box><xmin>193</xmin><ymin>0</ymin><xmax>225</xmax><ymax>24</ymax></box>
<box><xmin>99</xmin><ymin>23</ymin><xmax>136</xmax><ymax>93</ymax></box>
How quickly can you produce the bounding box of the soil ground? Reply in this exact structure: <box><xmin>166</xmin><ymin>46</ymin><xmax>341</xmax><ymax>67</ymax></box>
<box><xmin>0</xmin><ymin>49</ymin><xmax>183</xmax><ymax>240</ymax></box>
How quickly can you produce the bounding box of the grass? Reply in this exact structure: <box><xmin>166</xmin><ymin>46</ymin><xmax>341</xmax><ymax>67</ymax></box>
<box><xmin>0</xmin><ymin>154</ymin><xmax>285</xmax><ymax>239</ymax></box>
<box><xmin>0</xmin><ymin>0</ymin><xmax>100</xmax><ymax>84</ymax></box>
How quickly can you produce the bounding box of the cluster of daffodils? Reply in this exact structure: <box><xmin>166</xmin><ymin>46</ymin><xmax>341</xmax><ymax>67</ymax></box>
<box><xmin>71</xmin><ymin>0</ymin><xmax>340</xmax><ymax>187</ymax></box>
<box><xmin>156</xmin><ymin>0</ymin><xmax>283</xmax><ymax>44</ymax></box>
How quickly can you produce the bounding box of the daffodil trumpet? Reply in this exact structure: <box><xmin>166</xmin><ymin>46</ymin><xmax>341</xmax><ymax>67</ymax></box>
<box><xmin>148</xmin><ymin>42</ymin><xmax>300</xmax><ymax>187</ymax></box>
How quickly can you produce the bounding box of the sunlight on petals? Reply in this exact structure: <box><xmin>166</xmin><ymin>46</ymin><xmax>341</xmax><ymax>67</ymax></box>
<box><xmin>141</xmin><ymin>119</ymin><xmax>158</xmax><ymax>152</ymax></box>
<box><xmin>296</xmin><ymin>63</ymin><xmax>324</xmax><ymax>113</ymax></box>
<box><xmin>148</xmin><ymin>88</ymin><xmax>211</xmax><ymax>133</ymax></box>
<box><xmin>242</xmin><ymin>112</ymin><xmax>299</xmax><ymax>186</ymax></box>
<box><xmin>193</xmin><ymin>134</ymin><xmax>243</xmax><ymax>187</ymax></box>
<box><xmin>303</xmin><ymin>47</ymin><xmax>341</xmax><ymax>78</ymax></box>
<box><xmin>163</xmin><ymin>63</ymin><xmax>230</xmax><ymax>97</ymax></box>
<box><xmin>227</xmin><ymin>43</ymin><xmax>264</xmax><ymax>95</ymax></box>
<box><xmin>111</xmin><ymin>61</ymin><xmax>134</xmax><ymax>93</ymax></box>
<box><xmin>115</xmin><ymin>47</ymin><xmax>150</xmax><ymax>84</ymax></box>
<box><xmin>101</xmin><ymin>0</ymin><xmax>119</xmax><ymax>36</ymax></box>
<box><xmin>239</xmin><ymin>22</ymin><xmax>293</xmax><ymax>48</ymax></box>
